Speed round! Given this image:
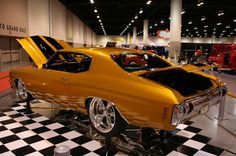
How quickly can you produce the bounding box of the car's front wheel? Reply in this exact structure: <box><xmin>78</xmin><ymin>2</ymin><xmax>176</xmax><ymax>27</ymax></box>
<box><xmin>15</xmin><ymin>79</ymin><xmax>33</xmax><ymax>102</ymax></box>
<box><xmin>87</xmin><ymin>97</ymin><xmax>127</xmax><ymax>137</ymax></box>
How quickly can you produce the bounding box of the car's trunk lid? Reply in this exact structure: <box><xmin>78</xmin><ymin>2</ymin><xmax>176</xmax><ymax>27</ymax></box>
<box><xmin>139</xmin><ymin>68</ymin><xmax>214</xmax><ymax>97</ymax></box>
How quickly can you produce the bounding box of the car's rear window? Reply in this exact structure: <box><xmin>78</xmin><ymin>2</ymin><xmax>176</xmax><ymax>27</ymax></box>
<box><xmin>111</xmin><ymin>52</ymin><xmax>171</xmax><ymax>72</ymax></box>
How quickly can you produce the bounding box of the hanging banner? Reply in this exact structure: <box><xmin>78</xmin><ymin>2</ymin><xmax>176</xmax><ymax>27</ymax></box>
<box><xmin>157</xmin><ymin>30</ymin><xmax>171</xmax><ymax>39</ymax></box>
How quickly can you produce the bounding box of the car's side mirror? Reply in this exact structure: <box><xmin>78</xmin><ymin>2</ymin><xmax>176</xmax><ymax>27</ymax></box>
<box><xmin>42</xmin><ymin>63</ymin><xmax>48</xmax><ymax>69</ymax></box>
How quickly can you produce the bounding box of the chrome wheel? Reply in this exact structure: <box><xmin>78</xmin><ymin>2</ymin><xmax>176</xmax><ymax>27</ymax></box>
<box><xmin>89</xmin><ymin>98</ymin><xmax>116</xmax><ymax>133</ymax></box>
<box><xmin>16</xmin><ymin>79</ymin><xmax>28</xmax><ymax>100</ymax></box>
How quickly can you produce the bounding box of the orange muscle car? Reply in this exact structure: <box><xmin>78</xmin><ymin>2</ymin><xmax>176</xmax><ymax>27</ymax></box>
<box><xmin>10</xmin><ymin>36</ymin><xmax>227</xmax><ymax>136</ymax></box>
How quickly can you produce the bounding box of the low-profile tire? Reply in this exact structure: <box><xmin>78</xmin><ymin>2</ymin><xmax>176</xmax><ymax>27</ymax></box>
<box><xmin>15</xmin><ymin>79</ymin><xmax>33</xmax><ymax>102</ymax></box>
<box><xmin>87</xmin><ymin>97</ymin><xmax>127</xmax><ymax>137</ymax></box>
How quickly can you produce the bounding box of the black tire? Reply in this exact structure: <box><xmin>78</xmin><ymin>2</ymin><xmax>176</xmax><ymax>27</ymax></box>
<box><xmin>86</xmin><ymin>97</ymin><xmax>127</xmax><ymax>137</ymax></box>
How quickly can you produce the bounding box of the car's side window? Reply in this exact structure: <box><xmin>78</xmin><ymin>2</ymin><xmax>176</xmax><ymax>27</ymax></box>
<box><xmin>46</xmin><ymin>52</ymin><xmax>92</xmax><ymax>73</ymax></box>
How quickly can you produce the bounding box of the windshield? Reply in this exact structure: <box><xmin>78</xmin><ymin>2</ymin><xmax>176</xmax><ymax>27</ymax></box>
<box><xmin>111</xmin><ymin>52</ymin><xmax>172</xmax><ymax>72</ymax></box>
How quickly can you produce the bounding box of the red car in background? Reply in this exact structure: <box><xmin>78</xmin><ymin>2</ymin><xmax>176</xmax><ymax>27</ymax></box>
<box><xmin>208</xmin><ymin>44</ymin><xmax>236</xmax><ymax>71</ymax></box>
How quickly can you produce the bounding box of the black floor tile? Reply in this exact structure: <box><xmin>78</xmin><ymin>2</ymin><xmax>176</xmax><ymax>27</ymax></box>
<box><xmin>40</xmin><ymin>119</ymin><xmax>55</xmax><ymax>125</ymax></box>
<box><xmin>32</xmin><ymin>126</ymin><xmax>50</xmax><ymax>134</ymax></box>
<box><xmin>12</xmin><ymin>145</ymin><xmax>36</xmax><ymax>155</ymax></box>
<box><xmin>191</xmin><ymin>134</ymin><xmax>211</xmax><ymax>144</ymax></box>
<box><xmin>27</xmin><ymin>113</ymin><xmax>42</xmax><ymax>118</ymax></box>
<box><xmin>171</xmin><ymin>135</ymin><xmax>189</xmax><ymax>144</ymax></box>
<box><xmin>0</xmin><ymin>145</ymin><xmax>9</xmax><ymax>154</ymax></box>
<box><xmin>17</xmin><ymin>108</ymin><xmax>27</xmax><ymax>112</ymax></box>
<box><xmin>72</xmin><ymin>136</ymin><xmax>92</xmax><ymax>145</ymax></box>
<box><xmin>0</xmin><ymin>119</ymin><xmax>16</xmax><ymax>125</ymax></box>
<box><xmin>184</xmin><ymin>126</ymin><xmax>202</xmax><ymax>133</ymax></box>
<box><xmin>47</xmin><ymin>135</ymin><xmax>68</xmax><ymax>144</ymax></box>
<box><xmin>201</xmin><ymin>144</ymin><xmax>224</xmax><ymax>155</ymax></box>
<box><xmin>177</xmin><ymin>145</ymin><xmax>198</xmax><ymax>156</ymax></box>
<box><xmin>183</xmin><ymin>120</ymin><xmax>194</xmax><ymax>125</ymax></box>
<box><xmin>54</xmin><ymin>127</ymin><xmax>71</xmax><ymax>134</ymax></box>
<box><xmin>9</xmin><ymin>113</ymin><xmax>24</xmax><ymax>118</ymax></box>
<box><xmin>23</xmin><ymin>135</ymin><xmax>44</xmax><ymax>144</ymax></box>
<box><xmin>39</xmin><ymin>146</ymin><xmax>55</xmax><ymax>156</ymax></box>
<box><xmin>0</xmin><ymin>135</ymin><xmax>20</xmax><ymax>144</ymax></box>
<box><xmin>10</xmin><ymin>126</ymin><xmax>28</xmax><ymax>133</ymax></box>
<box><xmin>1</xmin><ymin>108</ymin><xmax>13</xmax><ymax>112</ymax></box>
<box><xmin>0</xmin><ymin>126</ymin><xmax>7</xmax><ymax>131</ymax></box>
<box><xmin>20</xmin><ymin>119</ymin><xmax>36</xmax><ymax>125</ymax></box>
<box><xmin>71</xmin><ymin>146</ymin><xmax>91</xmax><ymax>156</ymax></box>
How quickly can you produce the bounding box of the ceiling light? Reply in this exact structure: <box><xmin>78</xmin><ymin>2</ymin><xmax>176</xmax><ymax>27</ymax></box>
<box><xmin>194</xmin><ymin>27</ymin><xmax>198</xmax><ymax>30</ymax></box>
<box><xmin>226</xmin><ymin>25</ymin><xmax>230</xmax><ymax>29</ymax></box>
<box><xmin>188</xmin><ymin>21</ymin><xmax>193</xmax><ymax>24</ymax></box>
<box><xmin>98</xmin><ymin>19</ymin><xmax>101</xmax><ymax>22</ymax></box>
<box><xmin>222</xmin><ymin>30</ymin><xmax>226</xmax><ymax>33</ymax></box>
<box><xmin>204</xmin><ymin>30</ymin><xmax>207</xmax><ymax>32</ymax></box>
<box><xmin>201</xmin><ymin>16</ymin><xmax>206</xmax><ymax>21</ymax></box>
<box><xmin>197</xmin><ymin>0</ymin><xmax>204</xmax><ymax>7</ymax></box>
<box><xmin>181</xmin><ymin>9</ymin><xmax>185</xmax><ymax>14</ymax></box>
<box><xmin>234</xmin><ymin>29</ymin><xmax>236</xmax><ymax>31</ymax></box>
<box><xmin>94</xmin><ymin>9</ymin><xmax>97</xmax><ymax>13</ymax></box>
<box><xmin>234</xmin><ymin>19</ymin><xmax>236</xmax><ymax>22</ymax></box>
<box><xmin>213</xmin><ymin>32</ymin><xmax>216</xmax><ymax>34</ymax></box>
<box><xmin>160</xmin><ymin>20</ymin><xmax>164</xmax><ymax>24</ymax></box>
<box><xmin>129</xmin><ymin>23</ymin><xmax>131</xmax><ymax>26</ymax></box>
<box><xmin>149</xmin><ymin>26</ymin><xmax>152</xmax><ymax>29</ymax></box>
<box><xmin>213</xmin><ymin>28</ymin><xmax>216</xmax><ymax>30</ymax></box>
<box><xmin>204</xmin><ymin>25</ymin><xmax>208</xmax><ymax>28</ymax></box>
<box><xmin>96</xmin><ymin>15</ymin><xmax>100</xmax><ymax>19</ymax></box>
<box><xmin>196</xmin><ymin>31</ymin><xmax>199</xmax><ymax>33</ymax></box>
<box><xmin>131</xmin><ymin>20</ymin><xmax>134</xmax><ymax>23</ymax></box>
<box><xmin>135</xmin><ymin>15</ymin><xmax>138</xmax><ymax>19</ymax></box>
<box><xmin>146</xmin><ymin>0</ymin><xmax>152</xmax><ymax>5</ymax></box>
<box><xmin>230</xmin><ymin>32</ymin><xmax>233</xmax><ymax>34</ymax></box>
<box><xmin>217</xmin><ymin>22</ymin><xmax>222</xmax><ymax>26</ymax></box>
<box><xmin>90</xmin><ymin>0</ymin><xmax>94</xmax><ymax>4</ymax></box>
<box><xmin>218</xmin><ymin>10</ymin><xmax>224</xmax><ymax>16</ymax></box>
<box><xmin>139</xmin><ymin>8</ymin><xmax>143</xmax><ymax>14</ymax></box>
<box><xmin>154</xmin><ymin>23</ymin><xmax>158</xmax><ymax>26</ymax></box>
<box><xmin>186</xmin><ymin>29</ymin><xmax>189</xmax><ymax>31</ymax></box>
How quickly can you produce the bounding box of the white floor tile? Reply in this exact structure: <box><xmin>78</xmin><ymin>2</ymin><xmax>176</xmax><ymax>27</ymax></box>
<box><xmin>5</xmin><ymin>122</ymin><xmax>22</xmax><ymax>129</ymax></box>
<box><xmin>46</xmin><ymin>123</ymin><xmax>64</xmax><ymax>130</ymax></box>
<box><xmin>12</xmin><ymin>106</ymin><xmax>25</xmax><ymax>110</ymax></box>
<box><xmin>4</xmin><ymin>110</ymin><xmax>19</xmax><ymax>116</ymax></box>
<box><xmin>84</xmin><ymin>152</ymin><xmax>99</xmax><ymax>156</ymax></box>
<box><xmin>0</xmin><ymin>130</ymin><xmax>14</xmax><ymax>138</ymax></box>
<box><xmin>25</xmin><ymin>123</ymin><xmax>43</xmax><ymax>130</ymax></box>
<box><xmin>16</xmin><ymin>130</ymin><xmax>36</xmax><ymax>139</ymax></box>
<box><xmin>39</xmin><ymin>131</ymin><xmax>59</xmax><ymax>139</ymax></box>
<box><xmin>61</xmin><ymin>131</ymin><xmax>82</xmax><ymax>140</ymax></box>
<box><xmin>0</xmin><ymin>151</ymin><xmax>15</xmax><ymax>156</ymax></box>
<box><xmin>32</xmin><ymin>116</ymin><xmax>49</xmax><ymax>122</ymax></box>
<box><xmin>0</xmin><ymin>116</ymin><xmax>11</xmax><ymax>122</ymax></box>
<box><xmin>183</xmin><ymin>140</ymin><xmax>206</xmax><ymax>150</ymax></box>
<box><xmin>167</xmin><ymin>151</ymin><xmax>188</xmax><ymax>156</ymax></box>
<box><xmin>25</xmin><ymin>152</ymin><xmax>44</xmax><ymax>156</ymax></box>
<box><xmin>5</xmin><ymin>140</ymin><xmax>27</xmax><ymax>150</ymax></box>
<box><xmin>193</xmin><ymin>150</ymin><xmax>217</xmax><ymax>156</ymax></box>
<box><xmin>82</xmin><ymin>140</ymin><xmax>102</xmax><ymax>151</ymax></box>
<box><xmin>56</xmin><ymin>140</ymin><xmax>78</xmax><ymax>149</ymax></box>
<box><xmin>176</xmin><ymin>124</ymin><xmax>188</xmax><ymax>130</ymax></box>
<box><xmin>14</xmin><ymin>116</ymin><xmax>30</xmax><ymax>122</ymax></box>
<box><xmin>31</xmin><ymin>140</ymin><xmax>53</xmax><ymax>151</ymax></box>
<box><xmin>176</xmin><ymin>130</ymin><xmax>196</xmax><ymax>138</ymax></box>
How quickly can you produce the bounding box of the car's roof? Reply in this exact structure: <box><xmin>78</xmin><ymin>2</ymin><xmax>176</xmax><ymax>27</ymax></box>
<box><xmin>59</xmin><ymin>47</ymin><xmax>142</xmax><ymax>56</ymax></box>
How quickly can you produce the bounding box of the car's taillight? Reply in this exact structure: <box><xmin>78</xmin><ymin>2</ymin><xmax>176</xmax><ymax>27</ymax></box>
<box><xmin>171</xmin><ymin>103</ymin><xmax>190</xmax><ymax>126</ymax></box>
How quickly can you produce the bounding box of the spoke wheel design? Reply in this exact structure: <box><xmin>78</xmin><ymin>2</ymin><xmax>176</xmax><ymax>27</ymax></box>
<box><xmin>89</xmin><ymin>98</ymin><xmax>116</xmax><ymax>133</ymax></box>
<box><xmin>16</xmin><ymin>79</ymin><xmax>28</xmax><ymax>101</ymax></box>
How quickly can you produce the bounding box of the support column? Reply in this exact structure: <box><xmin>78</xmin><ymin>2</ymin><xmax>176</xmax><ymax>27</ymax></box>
<box><xmin>143</xmin><ymin>20</ymin><xmax>148</xmax><ymax>44</ymax></box>
<box><xmin>127</xmin><ymin>33</ymin><xmax>130</xmax><ymax>44</ymax></box>
<box><xmin>170</xmin><ymin>0</ymin><xmax>182</xmax><ymax>59</ymax></box>
<box><xmin>132</xmin><ymin>27</ymin><xmax>137</xmax><ymax>44</ymax></box>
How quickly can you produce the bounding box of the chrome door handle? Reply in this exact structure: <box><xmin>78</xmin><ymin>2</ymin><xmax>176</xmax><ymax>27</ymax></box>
<box><xmin>61</xmin><ymin>77</ymin><xmax>68</xmax><ymax>81</ymax></box>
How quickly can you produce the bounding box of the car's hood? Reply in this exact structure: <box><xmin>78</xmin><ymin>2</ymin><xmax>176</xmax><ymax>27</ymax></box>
<box><xmin>17</xmin><ymin>36</ymin><xmax>71</xmax><ymax>68</ymax></box>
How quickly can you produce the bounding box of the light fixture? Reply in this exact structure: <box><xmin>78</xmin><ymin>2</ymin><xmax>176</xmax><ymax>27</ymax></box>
<box><xmin>204</xmin><ymin>25</ymin><xmax>208</xmax><ymax>28</ymax></box>
<box><xmin>226</xmin><ymin>25</ymin><xmax>230</xmax><ymax>29</ymax></box>
<box><xmin>146</xmin><ymin>0</ymin><xmax>152</xmax><ymax>5</ymax></box>
<box><xmin>160</xmin><ymin>20</ymin><xmax>164</xmax><ymax>24</ymax></box>
<box><xmin>99</xmin><ymin>19</ymin><xmax>101</xmax><ymax>22</ymax></box>
<box><xmin>90</xmin><ymin>0</ymin><xmax>94</xmax><ymax>4</ymax></box>
<box><xmin>201</xmin><ymin>16</ymin><xmax>206</xmax><ymax>21</ymax></box>
<box><xmin>213</xmin><ymin>32</ymin><xmax>216</xmax><ymax>34</ymax></box>
<box><xmin>134</xmin><ymin>15</ymin><xmax>138</xmax><ymax>19</ymax></box>
<box><xmin>204</xmin><ymin>30</ymin><xmax>207</xmax><ymax>32</ymax></box>
<box><xmin>94</xmin><ymin>8</ymin><xmax>97</xmax><ymax>13</ymax></box>
<box><xmin>131</xmin><ymin>20</ymin><xmax>134</xmax><ymax>23</ymax></box>
<box><xmin>218</xmin><ymin>10</ymin><xmax>224</xmax><ymax>16</ymax></box>
<box><xmin>234</xmin><ymin>29</ymin><xmax>236</xmax><ymax>31</ymax></box>
<box><xmin>194</xmin><ymin>27</ymin><xmax>198</xmax><ymax>30</ymax></box>
<box><xmin>234</xmin><ymin>19</ymin><xmax>236</xmax><ymax>22</ymax></box>
<box><xmin>217</xmin><ymin>22</ymin><xmax>222</xmax><ymax>26</ymax></box>
<box><xmin>222</xmin><ymin>30</ymin><xmax>226</xmax><ymax>33</ymax></box>
<box><xmin>197</xmin><ymin>0</ymin><xmax>204</xmax><ymax>7</ymax></box>
<box><xmin>186</xmin><ymin>29</ymin><xmax>189</xmax><ymax>31</ymax></box>
<box><xmin>181</xmin><ymin>9</ymin><xmax>185</xmax><ymax>14</ymax></box>
<box><xmin>154</xmin><ymin>23</ymin><xmax>158</xmax><ymax>26</ymax></box>
<box><xmin>96</xmin><ymin>15</ymin><xmax>100</xmax><ymax>19</ymax></box>
<box><xmin>139</xmin><ymin>8</ymin><xmax>143</xmax><ymax>14</ymax></box>
<box><xmin>188</xmin><ymin>21</ymin><xmax>193</xmax><ymax>24</ymax></box>
<box><xmin>149</xmin><ymin>26</ymin><xmax>152</xmax><ymax>29</ymax></box>
<box><xmin>230</xmin><ymin>32</ymin><xmax>233</xmax><ymax>34</ymax></box>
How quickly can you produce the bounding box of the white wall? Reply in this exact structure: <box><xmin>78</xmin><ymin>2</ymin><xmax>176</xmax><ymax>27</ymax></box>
<box><xmin>28</xmin><ymin>0</ymin><xmax>50</xmax><ymax>36</ymax></box>
<box><xmin>0</xmin><ymin>0</ymin><xmax>28</xmax><ymax>37</ymax></box>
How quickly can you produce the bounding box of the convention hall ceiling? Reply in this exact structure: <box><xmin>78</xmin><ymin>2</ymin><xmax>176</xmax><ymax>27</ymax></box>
<box><xmin>60</xmin><ymin>0</ymin><xmax>236</xmax><ymax>37</ymax></box>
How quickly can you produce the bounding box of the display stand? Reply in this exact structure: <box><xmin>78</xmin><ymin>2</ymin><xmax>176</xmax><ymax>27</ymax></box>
<box><xmin>105</xmin><ymin>137</ymin><xmax>112</xmax><ymax>156</ymax></box>
<box><xmin>215</xmin><ymin>96</ymin><xmax>227</xmax><ymax>120</ymax></box>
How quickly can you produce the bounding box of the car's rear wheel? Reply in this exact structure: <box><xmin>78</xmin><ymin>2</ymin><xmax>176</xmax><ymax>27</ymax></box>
<box><xmin>15</xmin><ymin>79</ymin><xmax>33</xmax><ymax>102</ymax></box>
<box><xmin>87</xmin><ymin>97</ymin><xmax>127</xmax><ymax>137</ymax></box>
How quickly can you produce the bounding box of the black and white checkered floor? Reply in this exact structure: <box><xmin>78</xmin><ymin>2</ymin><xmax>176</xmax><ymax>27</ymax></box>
<box><xmin>0</xmin><ymin>102</ymin><xmax>225</xmax><ymax>156</ymax></box>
